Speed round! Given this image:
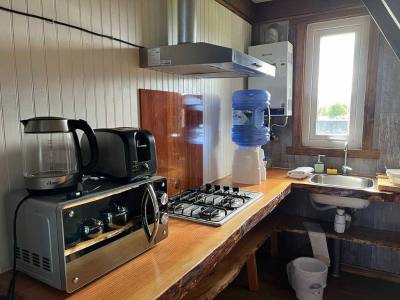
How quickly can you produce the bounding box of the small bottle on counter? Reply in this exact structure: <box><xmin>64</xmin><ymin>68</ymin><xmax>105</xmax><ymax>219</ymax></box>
<box><xmin>314</xmin><ymin>154</ymin><xmax>326</xmax><ymax>173</ymax></box>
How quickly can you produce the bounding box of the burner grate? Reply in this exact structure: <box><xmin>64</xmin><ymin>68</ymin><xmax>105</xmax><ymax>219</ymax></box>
<box><xmin>168</xmin><ymin>185</ymin><xmax>263</xmax><ymax>226</ymax></box>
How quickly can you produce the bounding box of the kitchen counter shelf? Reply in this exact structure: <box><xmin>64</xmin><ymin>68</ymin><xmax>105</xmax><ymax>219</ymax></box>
<box><xmin>271</xmin><ymin>214</ymin><xmax>400</xmax><ymax>251</ymax></box>
<box><xmin>64</xmin><ymin>221</ymin><xmax>135</xmax><ymax>257</ymax></box>
<box><xmin>1</xmin><ymin>169</ymin><xmax>399</xmax><ymax>300</ymax></box>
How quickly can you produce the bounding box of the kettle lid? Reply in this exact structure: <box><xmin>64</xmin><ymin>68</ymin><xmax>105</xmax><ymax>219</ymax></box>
<box><xmin>21</xmin><ymin>116</ymin><xmax>70</xmax><ymax>133</ymax></box>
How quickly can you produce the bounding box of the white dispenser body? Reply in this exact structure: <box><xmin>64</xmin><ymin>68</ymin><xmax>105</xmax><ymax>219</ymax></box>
<box><xmin>232</xmin><ymin>146</ymin><xmax>262</xmax><ymax>185</ymax></box>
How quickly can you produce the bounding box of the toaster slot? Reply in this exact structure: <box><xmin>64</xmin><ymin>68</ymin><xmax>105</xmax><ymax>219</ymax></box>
<box><xmin>136</xmin><ymin>132</ymin><xmax>151</xmax><ymax>163</ymax></box>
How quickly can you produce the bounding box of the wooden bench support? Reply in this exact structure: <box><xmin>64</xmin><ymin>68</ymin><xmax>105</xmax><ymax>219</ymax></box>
<box><xmin>184</xmin><ymin>218</ymin><xmax>275</xmax><ymax>299</ymax></box>
<box><xmin>270</xmin><ymin>231</ymin><xmax>279</xmax><ymax>257</ymax></box>
<box><xmin>246</xmin><ymin>253</ymin><xmax>259</xmax><ymax>291</ymax></box>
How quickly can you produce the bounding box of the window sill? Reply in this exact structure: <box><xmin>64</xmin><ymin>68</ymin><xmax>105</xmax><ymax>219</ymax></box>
<box><xmin>286</xmin><ymin>146</ymin><xmax>380</xmax><ymax>159</ymax></box>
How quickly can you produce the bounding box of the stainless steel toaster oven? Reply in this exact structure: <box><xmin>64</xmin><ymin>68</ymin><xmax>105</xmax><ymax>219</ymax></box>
<box><xmin>9</xmin><ymin>176</ymin><xmax>168</xmax><ymax>293</ymax></box>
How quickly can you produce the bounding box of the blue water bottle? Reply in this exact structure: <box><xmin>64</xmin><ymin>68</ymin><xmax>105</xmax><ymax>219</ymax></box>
<box><xmin>232</xmin><ymin>89</ymin><xmax>271</xmax><ymax>146</ymax></box>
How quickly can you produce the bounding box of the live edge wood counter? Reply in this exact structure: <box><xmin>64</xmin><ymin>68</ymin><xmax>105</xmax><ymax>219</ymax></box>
<box><xmin>0</xmin><ymin>169</ymin><xmax>397</xmax><ymax>300</ymax></box>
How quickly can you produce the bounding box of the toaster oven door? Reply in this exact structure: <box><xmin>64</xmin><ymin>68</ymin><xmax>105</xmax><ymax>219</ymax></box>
<box><xmin>61</xmin><ymin>178</ymin><xmax>168</xmax><ymax>292</ymax></box>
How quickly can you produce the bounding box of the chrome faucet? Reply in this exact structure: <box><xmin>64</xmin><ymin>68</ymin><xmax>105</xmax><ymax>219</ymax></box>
<box><xmin>342</xmin><ymin>142</ymin><xmax>352</xmax><ymax>175</ymax></box>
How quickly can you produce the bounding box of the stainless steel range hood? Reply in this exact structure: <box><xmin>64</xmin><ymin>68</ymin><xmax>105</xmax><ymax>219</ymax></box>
<box><xmin>139</xmin><ymin>42</ymin><xmax>275</xmax><ymax>78</ymax></box>
<box><xmin>139</xmin><ymin>0</ymin><xmax>275</xmax><ymax>78</ymax></box>
<box><xmin>362</xmin><ymin>0</ymin><xmax>400</xmax><ymax>60</ymax></box>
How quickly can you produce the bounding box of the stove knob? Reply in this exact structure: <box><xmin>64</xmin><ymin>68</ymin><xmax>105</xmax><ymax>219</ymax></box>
<box><xmin>205</xmin><ymin>183</ymin><xmax>212</xmax><ymax>190</ymax></box>
<box><xmin>159</xmin><ymin>192</ymin><xmax>168</xmax><ymax>205</ymax></box>
<box><xmin>223</xmin><ymin>186</ymin><xmax>230</xmax><ymax>192</ymax></box>
<box><xmin>214</xmin><ymin>185</ymin><xmax>220</xmax><ymax>191</ymax></box>
<box><xmin>233</xmin><ymin>187</ymin><xmax>240</xmax><ymax>193</ymax></box>
<box><xmin>160</xmin><ymin>213</ymin><xmax>169</xmax><ymax>224</ymax></box>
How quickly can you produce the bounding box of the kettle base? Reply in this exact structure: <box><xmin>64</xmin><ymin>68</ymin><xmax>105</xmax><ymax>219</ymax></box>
<box><xmin>24</xmin><ymin>173</ymin><xmax>81</xmax><ymax>195</ymax></box>
<box><xmin>27</xmin><ymin>185</ymin><xmax>80</xmax><ymax>196</ymax></box>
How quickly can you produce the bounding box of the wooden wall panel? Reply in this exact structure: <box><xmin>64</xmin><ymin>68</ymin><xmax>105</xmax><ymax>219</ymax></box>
<box><xmin>0</xmin><ymin>0</ymin><xmax>251</xmax><ymax>272</ymax></box>
<box><xmin>139</xmin><ymin>89</ymin><xmax>203</xmax><ymax>197</ymax></box>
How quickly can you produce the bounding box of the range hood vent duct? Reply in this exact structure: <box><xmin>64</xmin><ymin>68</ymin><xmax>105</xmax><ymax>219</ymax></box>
<box><xmin>139</xmin><ymin>0</ymin><xmax>275</xmax><ymax>78</ymax></box>
<box><xmin>178</xmin><ymin>0</ymin><xmax>196</xmax><ymax>44</ymax></box>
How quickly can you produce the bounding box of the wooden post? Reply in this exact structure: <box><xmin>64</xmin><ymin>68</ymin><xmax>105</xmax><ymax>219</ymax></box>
<box><xmin>270</xmin><ymin>231</ymin><xmax>279</xmax><ymax>257</ymax></box>
<box><xmin>246</xmin><ymin>253</ymin><xmax>259</xmax><ymax>291</ymax></box>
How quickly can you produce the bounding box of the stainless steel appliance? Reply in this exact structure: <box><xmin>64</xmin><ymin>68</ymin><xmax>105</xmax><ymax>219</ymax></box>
<box><xmin>168</xmin><ymin>184</ymin><xmax>263</xmax><ymax>226</ymax></box>
<box><xmin>9</xmin><ymin>176</ymin><xmax>168</xmax><ymax>292</ymax></box>
<box><xmin>21</xmin><ymin>117</ymin><xmax>98</xmax><ymax>193</ymax></box>
<box><xmin>81</xmin><ymin>127</ymin><xmax>157</xmax><ymax>181</ymax></box>
<box><xmin>139</xmin><ymin>0</ymin><xmax>275</xmax><ymax>78</ymax></box>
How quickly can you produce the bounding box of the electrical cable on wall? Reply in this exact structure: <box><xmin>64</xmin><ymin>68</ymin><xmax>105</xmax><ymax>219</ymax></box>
<box><xmin>0</xmin><ymin>5</ymin><xmax>144</xmax><ymax>49</ymax></box>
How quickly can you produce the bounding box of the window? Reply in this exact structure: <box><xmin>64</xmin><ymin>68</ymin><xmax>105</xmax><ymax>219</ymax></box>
<box><xmin>302</xmin><ymin>16</ymin><xmax>371</xmax><ymax>149</ymax></box>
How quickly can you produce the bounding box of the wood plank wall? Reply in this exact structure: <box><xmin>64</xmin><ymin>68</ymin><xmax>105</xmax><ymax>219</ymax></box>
<box><xmin>0</xmin><ymin>0</ymin><xmax>251</xmax><ymax>272</ymax></box>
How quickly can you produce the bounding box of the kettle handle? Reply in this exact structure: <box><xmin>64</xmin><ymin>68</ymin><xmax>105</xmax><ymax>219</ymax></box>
<box><xmin>67</xmin><ymin>119</ymin><xmax>98</xmax><ymax>174</ymax></box>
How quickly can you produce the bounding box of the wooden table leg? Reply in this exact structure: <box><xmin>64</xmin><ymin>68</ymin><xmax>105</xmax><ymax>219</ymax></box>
<box><xmin>270</xmin><ymin>231</ymin><xmax>279</xmax><ymax>257</ymax></box>
<box><xmin>246</xmin><ymin>253</ymin><xmax>259</xmax><ymax>291</ymax></box>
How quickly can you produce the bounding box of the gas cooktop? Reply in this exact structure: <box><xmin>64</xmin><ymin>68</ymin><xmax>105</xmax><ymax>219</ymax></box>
<box><xmin>168</xmin><ymin>184</ymin><xmax>263</xmax><ymax>226</ymax></box>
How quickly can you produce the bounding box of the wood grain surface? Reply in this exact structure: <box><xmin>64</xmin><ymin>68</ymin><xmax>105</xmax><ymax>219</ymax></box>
<box><xmin>139</xmin><ymin>90</ymin><xmax>203</xmax><ymax>197</ymax></box>
<box><xmin>0</xmin><ymin>169</ymin><xmax>398</xmax><ymax>300</ymax></box>
<box><xmin>184</xmin><ymin>218</ymin><xmax>274</xmax><ymax>300</ymax></box>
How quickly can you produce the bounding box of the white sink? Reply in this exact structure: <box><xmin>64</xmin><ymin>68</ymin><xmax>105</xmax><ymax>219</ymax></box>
<box><xmin>309</xmin><ymin>174</ymin><xmax>375</xmax><ymax>209</ymax></box>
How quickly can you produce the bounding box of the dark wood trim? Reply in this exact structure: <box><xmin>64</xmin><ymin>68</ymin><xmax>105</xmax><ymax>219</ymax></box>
<box><xmin>255</xmin><ymin>0</ymin><xmax>365</xmax><ymax>23</ymax></box>
<box><xmin>286</xmin><ymin>10</ymin><xmax>380</xmax><ymax>159</ymax></box>
<box><xmin>362</xmin><ymin>22</ymin><xmax>380</xmax><ymax>150</ymax></box>
<box><xmin>292</xmin><ymin>22</ymin><xmax>307</xmax><ymax>147</ymax></box>
<box><xmin>287</xmin><ymin>146</ymin><xmax>380</xmax><ymax>159</ymax></box>
<box><xmin>215</xmin><ymin>0</ymin><xmax>256</xmax><ymax>24</ymax></box>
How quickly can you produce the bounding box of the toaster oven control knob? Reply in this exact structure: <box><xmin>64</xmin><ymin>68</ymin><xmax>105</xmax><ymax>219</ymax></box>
<box><xmin>159</xmin><ymin>192</ymin><xmax>168</xmax><ymax>205</ymax></box>
<box><xmin>72</xmin><ymin>277</ymin><xmax>79</xmax><ymax>284</ymax></box>
<box><xmin>160</xmin><ymin>213</ymin><xmax>169</xmax><ymax>224</ymax></box>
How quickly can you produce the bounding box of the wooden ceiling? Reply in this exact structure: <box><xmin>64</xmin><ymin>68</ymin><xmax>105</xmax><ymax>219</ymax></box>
<box><xmin>216</xmin><ymin>0</ymin><xmax>365</xmax><ymax>23</ymax></box>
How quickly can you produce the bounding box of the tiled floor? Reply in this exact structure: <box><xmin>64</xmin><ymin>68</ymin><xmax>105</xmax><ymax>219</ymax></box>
<box><xmin>216</xmin><ymin>251</ymin><xmax>400</xmax><ymax>300</ymax></box>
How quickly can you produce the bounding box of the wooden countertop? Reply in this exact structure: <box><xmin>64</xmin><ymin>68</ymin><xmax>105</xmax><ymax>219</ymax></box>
<box><xmin>0</xmin><ymin>169</ymin><xmax>397</xmax><ymax>300</ymax></box>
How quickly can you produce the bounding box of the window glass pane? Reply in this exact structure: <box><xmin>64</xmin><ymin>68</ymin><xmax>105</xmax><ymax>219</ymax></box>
<box><xmin>316</xmin><ymin>32</ymin><xmax>355</xmax><ymax>136</ymax></box>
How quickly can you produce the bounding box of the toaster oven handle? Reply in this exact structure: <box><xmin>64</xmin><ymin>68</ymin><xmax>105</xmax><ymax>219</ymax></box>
<box><xmin>142</xmin><ymin>184</ymin><xmax>160</xmax><ymax>243</ymax></box>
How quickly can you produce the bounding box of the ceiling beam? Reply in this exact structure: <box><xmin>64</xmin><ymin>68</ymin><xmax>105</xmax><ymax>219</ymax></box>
<box><xmin>254</xmin><ymin>0</ymin><xmax>365</xmax><ymax>22</ymax></box>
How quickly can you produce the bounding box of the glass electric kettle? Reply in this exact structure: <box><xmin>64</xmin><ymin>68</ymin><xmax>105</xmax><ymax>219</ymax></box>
<box><xmin>21</xmin><ymin>117</ymin><xmax>98</xmax><ymax>194</ymax></box>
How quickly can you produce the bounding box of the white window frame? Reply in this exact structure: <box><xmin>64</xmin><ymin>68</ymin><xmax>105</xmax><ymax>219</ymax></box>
<box><xmin>302</xmin><ymin>15</ymin><xmax>371</xmax><ymax>149</ymax></box>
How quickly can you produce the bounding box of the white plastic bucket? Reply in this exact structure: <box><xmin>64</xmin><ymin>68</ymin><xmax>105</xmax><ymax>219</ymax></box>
<box><xmin>287</xmin><ymin>257</ymin><xmax>328</xmax><ymax>300</ymax></box>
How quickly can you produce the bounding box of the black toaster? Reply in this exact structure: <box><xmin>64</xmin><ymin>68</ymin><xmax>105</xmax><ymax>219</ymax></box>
<box><xmin>82</xmin><ymin>127</ymin><xmax>157</xmax><ymax>181</ymax></box>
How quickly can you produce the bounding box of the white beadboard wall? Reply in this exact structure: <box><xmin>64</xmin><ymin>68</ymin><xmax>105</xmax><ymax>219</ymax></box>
<box><xmin>0</xmin><ymin>0</ymin><xmax>251</xmax><ymax>272</ymax></box>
